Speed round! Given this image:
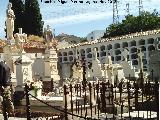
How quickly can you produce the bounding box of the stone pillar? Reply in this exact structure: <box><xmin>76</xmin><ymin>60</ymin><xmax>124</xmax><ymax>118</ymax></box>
<box><xmin>10</xmin><ymin>53</ymin><xmax>20</xmax><ymax>88</ymax></box>
<box><xmin>15</xmin><ymin>50</ymin><xmax>33</xmax><ymax>92</ymax></box>
<box><xmin>43</xmin><ymin>47</ymin><xmax>60</xmax><ymax>92</ymax></box>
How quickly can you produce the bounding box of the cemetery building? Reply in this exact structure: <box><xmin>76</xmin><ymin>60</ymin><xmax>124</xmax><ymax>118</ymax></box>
<box><xmin>58</xmin><ymin>29</ymin><xmax>160</xmax><ymax>80</ymax></box>
<box><xmin>1</xmin><ymin>2</ymin><xmax>160</xmax><ymax>87</ymax></box>
<box><xmin>87</xmin><ymin>30</ymin><xmax>105</xmax><ymax>41</ymax></box>
<box><xmin>0</xmin><ymin>2</ymin><xmax>159</xmax><ymax>120</ymax></box>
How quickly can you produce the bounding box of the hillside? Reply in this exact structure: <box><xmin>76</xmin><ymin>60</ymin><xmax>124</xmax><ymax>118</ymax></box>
<box><xmin>55</xmin><ymin>33</ymin><xmax>87</xmax><ymax>44</ymax></box>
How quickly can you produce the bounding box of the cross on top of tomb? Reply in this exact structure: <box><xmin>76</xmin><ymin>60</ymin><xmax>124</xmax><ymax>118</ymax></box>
<box><xmin>137</xmin><ymin>48</ymin><xmax>144</xmax><ymax>60</ymax></box>
<box><xmin>137</xmin><ymin>48</ymin><xmax>144</xmax><ymax>71</ymax></box>
<box><xmin>93</xmin><ymin>47</ymin><xmax>98</xmax><ymax>60</ymax></box>
<box><xmin>122</xmin><ymin>48</ymin><xmax>129</xmax><ymax>61</ymax></box>
<box><xmin>108</xmin><ymin>56</ymin><xmax>112</xmax><ymax>65</ymax></box>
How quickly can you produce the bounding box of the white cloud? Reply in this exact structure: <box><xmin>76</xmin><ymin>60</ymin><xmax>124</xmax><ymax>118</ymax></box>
<box><xmin>42</xmin><ymin>0</ymin><xmax>160</xmax><ymax>27</ymax></box>
<box><xmin>44</xmin><ymin>11</ymin><xmax>113</xmax><ymax>26</ymax></box>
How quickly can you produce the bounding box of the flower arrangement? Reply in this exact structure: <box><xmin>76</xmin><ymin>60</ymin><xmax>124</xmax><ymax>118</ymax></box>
<box><xmin>27</xmin><ymin>80</ymin><xmax>43</xmax><ymax>97</ymax></box>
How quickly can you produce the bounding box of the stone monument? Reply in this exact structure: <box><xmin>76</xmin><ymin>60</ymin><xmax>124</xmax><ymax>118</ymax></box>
<box><xmin>102</xmin><ymin>55</ymin><xmax>124</xmax><ymax>85</ymax></box>
<box><xmin>32</xmin><ymin>53</ymin><xmax>44</xmax><ymax>80</ymax></box>
<box><xmin>72</xmin><ymin>64</ymin><xmax>83</xmax><ymax>81</ymax></box>
<box><xmin>91</xmin><ymin>48</ymin><xmax>102</xmax><ymax>79</ymax></box>
<box><xmin>121</xmin><ymin>48</ymin><xmax>138</xmax><ymax>78</ymax></box>
<box><xmin>6</xmin><ymin>2</ymin><xmax>15</xmax><ymax>40</ymax></box>
<box><xmin>15</xmin><ymin>50</ymin><xmax>33</xmax><ymax>91</ymax></box>
<box><xmin>43</xmin><ymin>25</ymin><xmax>53</xmax><ymax>43</ymax></box>
<box><xmin>105</xmin><ymin>55</ymin><xmax>114</xmax><ymax>84</ymax></box>
<box><xmin>43</xmin><ymin>47</ymin><xmax>60</xmax><ymax>92</ymax></box>
<box><xmin>122</xmin><ymin>48</ymin><xmax>129</xmax><ymax>61</ymax></box>
<box><xmin>137</xmin><ymin>48</ymin><xmax>144</xmax><ymax>72</ymax></box>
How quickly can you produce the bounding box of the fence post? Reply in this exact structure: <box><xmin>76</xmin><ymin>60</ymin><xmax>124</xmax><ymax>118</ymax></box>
<box><xmin>1</xmin><ymin>86</ymin><xmax>8</xmax><ymax>120</ymax></box>
<box><xmin>63</xmin><ymin>85</ymin><xmax>68</xmax><ymax>120</ymax></box>
<box><xmin>89</xmin><ymin>82</ymin><xmax>92</xmax><ymax>118</ymax></box>
<box><xmin>70</xmin><ymin>84</ymin><xmax>73</xmax><ymax>119</ymax></box>
<box><xmin>25</xmin><ymin>84</ymin><xmax>31</xmax><ymax>120</ymax></box>
<box><xmin>154</xmin><ymin>80</ymin><xmax>159</xmax><ymax>119</ymax></box>
<box><xmin>51</xmin><ymin>78</ymin><xmax>53</xmax><ymax>92</ymax></box>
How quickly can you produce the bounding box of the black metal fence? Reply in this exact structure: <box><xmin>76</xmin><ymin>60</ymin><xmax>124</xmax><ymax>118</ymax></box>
<box><xmin>22</xmin><ymin>77</ymin><xmax>159</xmax><ymax>120</ymax></box>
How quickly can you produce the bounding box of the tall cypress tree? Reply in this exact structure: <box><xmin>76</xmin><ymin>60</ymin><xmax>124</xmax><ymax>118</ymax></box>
<box><xmin>9</xmin><ymin>0</ymin><xmax>25</xmax><ymax>34</ymax></box>
<box><xmin>24</xmin><ymin>0</ymin><xmax>43</xmax><ymax>36</ymax></box>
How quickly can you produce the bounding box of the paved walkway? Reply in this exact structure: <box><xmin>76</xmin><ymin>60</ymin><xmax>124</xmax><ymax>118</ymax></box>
<box><xmin>0</xmin><ymin>114</ymin><xmax>59</xmax><ymax>120</ymax></box>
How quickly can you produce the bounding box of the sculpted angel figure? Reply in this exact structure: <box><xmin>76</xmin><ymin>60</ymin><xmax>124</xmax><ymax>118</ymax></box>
<box><xmin>6</xmin><ymin>3</ymin><xmax>15</xmax><ymax>40</ymax></box>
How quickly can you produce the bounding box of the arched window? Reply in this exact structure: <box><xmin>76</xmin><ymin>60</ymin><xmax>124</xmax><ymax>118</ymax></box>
<box><xmin>100</xmin><ymin>51</ymin><xmax>106</xmax><ymax>57</ymax></box>
<box><xmin>87</xmin><ymin>53</ymin><xmax>92</xmax><ymax>58</ymax></box>
<box><xmin>58</xmin><ymin>52</ymin><xmax>62</xmax><ymax>56</ymax></box>
<box><xmin>157</xmin><ymin>44</ymin><xmax>160</xmax><ymax>50</ymax></box>
<box><xmin>115</xmin><ymin>50</ymin><xmax>121</xmax><ymax>55</ymax></box>
<box><xmin>131</xmin><ymin>54</ymin><xmax>138</xmax><ymax>59</ymax></box>
<box><xmin>115</xmin><ymin>56</ymin><xmax>121</xmax><ymax>61</ymax></box>
<box><xmin>86</xmin><ymin>48</ymin><xmax>91</xmax><ymax>53</ymax></box>
<box><xmin>68</xmin><ymin>51</ymin><xmax>73</xmax><ymax>55</ymax></box>
<box><xmin>132</xmin><ymin>60</ymin><xmax>138</xmax><ymax>65</ymax></box>
<box><xmin>69</xmin><ymin>56</ymin><xmax>73</xmax><ymax>61</ymax></box>
<box><xmin>63</xmin><ymin>52</ymin><xmax>67</xmax><ymax>56</ymax></box>
<box><xmin>114</xmin><ymin>43</ymin><xmax>120</xmax><ymax>49</ymax></box>
<box><xmin>140</xmin><ymin>46</ymin><xmax>146</xmax><ymax>52</ymax></box>
<box><xmin>100</xmin><ymin>45</ymin><xmax>105</xmax><ymax>51</ymax></box>
<box><xmin>131</xmin><ymin>47</ymin><xmax>137</xmax><ymax>53</ymax></box>
<box><xmin>58</xmin><ymin>57</ymin><xmax>62</xmax><ymax>62</ymax></box>
<box><xmin>148</xmin><ymin>45</ymin><xmax>155</xmax><ymax>51</ymax></box>
<box><xmin>107</xmin><ymin>44</ymin><xmax>112</xmax><ymax>50</ymax></box>
<box><xmin>147</xmin><ymin>38</ymin><xmax>154</xmax><ymax>44</ymax></box>
<box><xmin>122</xmin><ymin>42</ymin><xmax>128</xmax><ymax>48</ymax></box>
<box><xmin>63</xmin><ymin>57</ymin><xmax>68</xmax><ymax>61</ymax></box>
<box><xmin>80</xmin><ymin>49</ymin><xmax>85</xmax><ymax>56</ymax></box>
<box><xmin>130</xmin><ymin>40</ymin><xmax>136</xmax><ymax>47</ymax></box>
<box><xmin>138</xmin><ymin>39</ymin><xmax>145</xmax><ymax>45</ymax></box>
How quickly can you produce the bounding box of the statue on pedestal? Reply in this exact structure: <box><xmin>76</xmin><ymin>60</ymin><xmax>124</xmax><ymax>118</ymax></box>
<box><xmin>122</xmin><ymin>48</ymin><xmax>129</xmax><ymax>61</ymax></box>
<box><xmin>6</xmin><ymin>2</ymin><xmax>15</xmax><ymax>40</ymax></box>
<box><xmin>106</xmin><ymin>55</ymin><xmax>114</xmax><ymax>84</ymax></box>
<box><xmin>43</xmin><ymin>25</ymin><xmax>53</xmax><ymax>42</ymax></box>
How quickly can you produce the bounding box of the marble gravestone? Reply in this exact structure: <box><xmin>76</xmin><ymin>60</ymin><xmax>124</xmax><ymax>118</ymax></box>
<box><xmin>72</xmin><ymin>63</ymin><xmax>83</xmax><ymax>82</ymax></box>
<box><xmin>102</xmin><ymin>55</ymin><xmax>124</xmax><ymax>85</ymax></box>
<box><xmin>43</xmin><ymin>47</ymin><xmax>60</xmax><ymax>92</ymax></box>
<box><xmin>91</xmin><ymin>48</ymin><xmax>102</xmax><ymax>79</ymax></box>
<box><xmin>15</xmin><ymin>50</ymin><xmax>33</xmax><ymax>91</ymax></box>
<box><xmin>137</xmin><ymin>48</ymin><xmax>144</xmax><ymax>72</ymax></box>
<box><xmin>120</xmin><ymin>48</ymin><xmax>138</xmax><ymax>78</ymax></box>
<box><xmin>85</xmin><ymin>63</ymin><xmax>93</xmax><ymax>79</ymax></box>
<box><xmin>32</xmin><ymin>53</ymin><xmax>45</xmax><ymax>80</ymax></box>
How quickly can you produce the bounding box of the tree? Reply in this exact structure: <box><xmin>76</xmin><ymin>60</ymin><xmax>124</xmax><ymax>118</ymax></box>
<box><xmin>24</xmin><ymin>0</ymin><xmax>43</xmax><ymax>36</ymax></box>
<box><xmin>9</xmin><ymin>0</ymin><xmax>25</xmax><ymax>34</ymax></box>
<box><xmin>103</xmin><ymin>10</ymin><xmax>160</xmax><ymax>38</ymax></box>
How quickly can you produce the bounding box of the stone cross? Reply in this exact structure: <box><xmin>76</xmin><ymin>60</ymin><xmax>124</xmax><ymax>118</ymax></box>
<box><xmin>93</xmin><ymin>47</ymin><xmax>98</xmax><ymax>60</ymax></box>
<box><xmin>106</xmin><ymin>55</ymin><xmax>112</xmax><ymax>65</ymax></box>
<box><xmin>122</xmin><ymin>48</ymin><xmax>129</xmax><ymax>61</ymax></box>
<box><xmin>44</xmin><ymin>25</ymin><xmax>53</xmax><ymax>42</ymax></box>
<box><xmin>104</xmin><ymin>55</ymin><xmax>114</xmax><ymax>84</ymax></box>
<box><xmin>137</xmin><ymin>49</ymin><xmax>144</xmax><ymax>72</ymax></box>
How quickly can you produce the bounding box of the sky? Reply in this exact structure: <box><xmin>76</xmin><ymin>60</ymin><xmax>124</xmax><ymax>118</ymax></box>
<box><xmin>0</xmin><ymin>0</ymin><xmax>160</xmax><ymax>39</ymax></box>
